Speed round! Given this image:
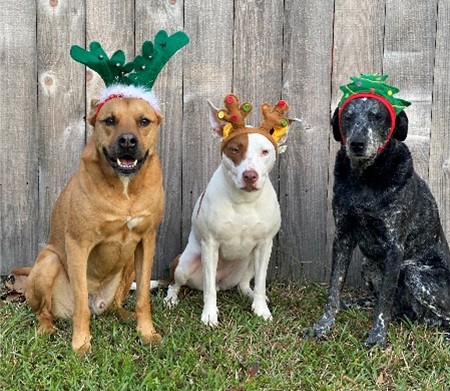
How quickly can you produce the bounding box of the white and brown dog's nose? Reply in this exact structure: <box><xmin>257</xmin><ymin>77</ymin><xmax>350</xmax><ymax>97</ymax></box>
<box><xmin>242</xmin><ymin>170</ymin><xmax>259</xmax><ymax>186</ymax></box>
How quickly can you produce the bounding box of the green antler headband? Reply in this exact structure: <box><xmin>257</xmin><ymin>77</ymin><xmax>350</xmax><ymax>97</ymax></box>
<box><xmin>338</xmin><ymin>73</ymin><xmax>411</xmax><ymax>115</ymax></box>
<box><xmin>70</xmin><ymin>30</ymin><xmax>189</xmax><ymax>115</ymax></box>
<box><xmin>70</xmin><ymin>30</ymin><xmax>189</xmax><ymax>90</ymax></box>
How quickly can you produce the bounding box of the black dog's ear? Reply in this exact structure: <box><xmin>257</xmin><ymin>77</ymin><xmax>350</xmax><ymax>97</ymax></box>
<box><xmin>331</xmin><ymin>107</ymin><xmax>341</xmax><ymax>142</ymax></box>
<box><xmin>393</xmin><ymin>110</ymin><xmax>408</xmax><ymax>141</ymax></box>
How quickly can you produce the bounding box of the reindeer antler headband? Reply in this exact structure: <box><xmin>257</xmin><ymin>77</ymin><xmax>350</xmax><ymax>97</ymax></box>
<box><xmin>217</xmin><ymin>94</ymin><xmax>290</xmax><ymax>153</ymax></box>
<box><xmin>70</xmin><ymin>30</ymin><xmax>189</xmax><ymax>117</ymax></box>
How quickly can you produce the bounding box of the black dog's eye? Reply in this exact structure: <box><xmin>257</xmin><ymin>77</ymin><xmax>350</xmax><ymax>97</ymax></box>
<box><xmin>342</xmin><ymin>112</ymin><xmax>354</xmax><ymax>121</ymax></box>
<box><xmin>368</xmin><ymin>111</ymin><xmax>383</xmax><ymax>121</ymax></box>
<box><xmin>104</xmin><ymin>117</ymin><xmax>116</xmax><ymax>126</ymax></box>
<box><xmin>139</xmin><ymin>117</ymin><xmax>151</xmax><ymax>127</ymax></box>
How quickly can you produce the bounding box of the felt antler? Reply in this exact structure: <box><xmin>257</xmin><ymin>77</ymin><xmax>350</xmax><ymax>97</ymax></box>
<box><xmin>217</xmin><ymin>94</ymin><xmax>291</xmax><ymax>154</ymax></box>
<box><xmin>216</xmin><ymin>93</ymin><xmax>253</xmax><ymax>138</ymax></box>
<box><xmin>260</xmin><ymin>100</ymin><xmax>290</xmax><ymax>143</ymax></box>
<box><xmin>70</xmin><ymin>30</ymin><xmax>189</xmax><ymax>91</ymax></box>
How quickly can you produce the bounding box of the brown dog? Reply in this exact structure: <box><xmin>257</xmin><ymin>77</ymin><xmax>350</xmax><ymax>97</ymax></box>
<box><xmin>23</xmin><ymin>97</ymin><xmax>164</xmax><ymax>354</ymax></box>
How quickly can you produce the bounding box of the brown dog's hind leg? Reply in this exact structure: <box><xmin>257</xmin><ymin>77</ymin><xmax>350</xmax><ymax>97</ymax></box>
<box><xmin>26</xmin><ymin>249</ymin><xmax>69</xmax><ymax>334</ymax></box>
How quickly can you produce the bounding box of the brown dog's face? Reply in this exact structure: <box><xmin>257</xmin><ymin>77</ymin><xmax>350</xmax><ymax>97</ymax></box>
<box><xmin>88</xmin><ymin>98</ymin><xmax>162</xmax><ymax>176</ymax></box>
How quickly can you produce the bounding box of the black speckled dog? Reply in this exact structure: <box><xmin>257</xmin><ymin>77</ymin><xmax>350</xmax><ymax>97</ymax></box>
<box><xmin>308</xmin><ymin>74</ymin><xmax>450</xmax><ymax>347</ymax></box>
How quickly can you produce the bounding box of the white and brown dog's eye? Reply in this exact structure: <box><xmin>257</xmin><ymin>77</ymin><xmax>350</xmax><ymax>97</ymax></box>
<box><xmin>228</xmin><ymin>146</ymin><xmax>240</xmax><ymax>154</ymax></box>
<box><xmin>261</xmin><ymin>149</ymin><xmax>270</xmax><ymax>156</ymax></box>
<box><xmin>104</xmin><ymin>117</ymin><xmax>116</xmax><ymax>126</ymax></box>
<box><xmin>139</xmin><ymin>117</ymin><xmax>151</xmax><ymax>127</ymax></box>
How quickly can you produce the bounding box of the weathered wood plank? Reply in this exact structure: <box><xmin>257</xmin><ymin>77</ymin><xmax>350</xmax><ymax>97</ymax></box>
<box><xmin>328</xmin><ymin>0</ymin><xmax>386</xmax><ymax>286</ymax></box>
<box><xmin>85</xmin><ymin>0</ymin><xmax>134</xmax><ymax>111</ymax></box>
<box><xmin>181</xmin><ymin>1</ymin><xmax>234</xmax><ymax>250</ymax></box>
<box><xmin>135</xmin><ymin>0</ymin><xmax>186</xmax><ymax>278</ymax></box>
<box><xmin>383</xmin><ymin>0</ymin><xmax>438</xmax><ymax>181</ymax></box>
<box><xmin>280</xmin><ymin>0</ymin><xmax>334</xmax><ymax>282</ymax></box>
<box><xmin>36</xmin><ymin>0</ymin><xmax>86</xmax><ymax>257</ymax></box>
<box><xmin>233</xmin><ymin>0</ymin><xmax>284</xmax><ymax>278</ymax></box>
<box><xmin>429</xmin><ymin>0</ymin><xmax>450</xmax><ymax>242</ymax></box>
<box><xmin>0</xmin><ymin>2</ymin><xmax>37</xmax><ymax>272</ymax></box>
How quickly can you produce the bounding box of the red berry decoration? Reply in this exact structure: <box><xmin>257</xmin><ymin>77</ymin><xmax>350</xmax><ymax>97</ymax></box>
<box><xmin>226</xmin><ymin>95</ymin><xmax>235</xmax><ymax>104</ymax></box>
<box><xmin>231</xmin><ymin>114</ymin><xmax>238</xmax><ymax>122</ymax></box>
<box><xmin>277</xmin><ymin>100</ymin><xmax>286</xmax><ymax>108</ymax></box>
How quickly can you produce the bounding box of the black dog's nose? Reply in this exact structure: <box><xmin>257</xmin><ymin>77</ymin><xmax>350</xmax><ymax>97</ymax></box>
<box><xmin>118</xmin><ymin>133</ymin><xmax>138</xmax><ymax>149</ymax></box>
<box><xmin>350</xmin><ymin>140</ymin><xmax>365</xmax><ymax>152</ymax></box>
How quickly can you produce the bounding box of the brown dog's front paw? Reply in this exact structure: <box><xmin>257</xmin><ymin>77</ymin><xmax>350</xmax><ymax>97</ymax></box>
<box><xmin>139</xmin><ymin>329</ymin><xmax>162</xmax><ymax>346</ymax></box>
<box><xmin>37</xmin><ymin>321</ymin><xmax>57</xmax><ymax>335</ymax></box>
<box><xmin>72</xmin><ymin>333</ymin><xmax>92</xmax><ymax>355</ymax></box>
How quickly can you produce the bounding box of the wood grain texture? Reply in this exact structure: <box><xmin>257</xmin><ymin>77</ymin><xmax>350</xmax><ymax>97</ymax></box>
<box><xmin>0</xmin><ymin>1</ymin><xmax>37</xmax><ymax>271</ymax></box>
<box><xmin>383</xmin><ymin>0</ymin><xmax>438</xmax><ymax>181</ymax></box>
<box><xmin>135</xmin><ymin>0</ymin><xmax>186</xmax><ymax>278</ymax></box>
<box><xmin>36</xmin><ymin>0</ymin><xmax>86</xmax><ymax>253</ymax></box>
<box><xmin>429</xmin><ymin>0</ymin><xmax>450</xmax><ymax>242</ymax></box>
<box><xmin>328</xmin><ymin>0</ymin><xmax>386</xmax><ymax>286</ymax></box>
<box><xmin>233</xmin><ymin>0</ymin><xmax>284</xmax><ymax>278</ymax></box>
<box><xmin>181</xmin><ymin>0</ymin><xmax>234</xmax><ymax>248</ymax></box>
<box><xmin>280</xmin><ymin>0</ymin><xmax>334</xmax><ymax>282</ymax></box>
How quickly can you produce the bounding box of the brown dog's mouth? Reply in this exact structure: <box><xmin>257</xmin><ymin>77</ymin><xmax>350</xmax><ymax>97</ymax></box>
<box><xmin>103</xmin><ymin>148</ymin><xmax>148</xmax><ymax>175</ymax></box>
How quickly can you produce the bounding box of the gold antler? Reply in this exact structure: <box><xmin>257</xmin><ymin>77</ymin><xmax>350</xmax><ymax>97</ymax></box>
<box><xmin>259</xmin><ymin>100</ymin><xmax>290</xmax><ymax>142</ymax></box>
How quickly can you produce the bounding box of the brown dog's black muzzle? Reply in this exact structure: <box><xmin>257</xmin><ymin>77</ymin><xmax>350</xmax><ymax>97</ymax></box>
<box><xmin>103</xmin><ymin>132</ymin><xmax>148</xmax><ymax>176</ymax></box>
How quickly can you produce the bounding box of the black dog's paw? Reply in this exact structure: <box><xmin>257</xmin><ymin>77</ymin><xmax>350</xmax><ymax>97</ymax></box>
<box><xmin>304</xmin><ymin>318</ymin><xmax>335</xmax><ymax>339</ymax></box>
<box><xmin>363</xmin><ymin>328</ymin><xmax>388</xmax><ymax>349</ymax></box>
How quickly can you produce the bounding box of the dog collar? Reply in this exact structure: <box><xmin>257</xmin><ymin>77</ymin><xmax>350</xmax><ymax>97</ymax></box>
<box><xmin>338</xmin><ymin>92</ymin><xmax>396</xmax><ymax>154</ymax></box>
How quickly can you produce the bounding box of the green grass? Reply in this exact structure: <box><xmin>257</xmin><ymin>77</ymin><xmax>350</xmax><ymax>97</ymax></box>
<box><xmin>1</xmin><ymin>281</ymin><xmax>450</xmax><ymax>390</ymax></box>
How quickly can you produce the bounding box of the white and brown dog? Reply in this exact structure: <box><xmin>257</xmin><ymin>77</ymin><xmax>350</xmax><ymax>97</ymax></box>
<box><xmin>164</xmin><ymin>94</ymin><xmax>291</xmax><ymax>325</ymax></box>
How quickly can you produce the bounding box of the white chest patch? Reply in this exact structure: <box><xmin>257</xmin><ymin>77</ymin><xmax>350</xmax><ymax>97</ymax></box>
<box><xmin>126</xmin><ymin>216</ymin><xmax>143</xmax><ymax>230</ymax></box>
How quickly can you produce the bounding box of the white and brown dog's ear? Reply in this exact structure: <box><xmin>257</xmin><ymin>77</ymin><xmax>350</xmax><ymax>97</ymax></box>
<box><xmin>393</xmin><ymin>110</ymin><xmax>408</xmax><ymax>141</ymax></box>
<box><xmin>207</xmin><ymin>99</ymin><xmax>228</xmax><ymax>138</ymax></box>
<box><xmin>331</xmin><ymin>107</ymin><xmax>342</xmax><ymax>142</ymax></box>
<box><xmin>87</xmin><ymin>99</ymin><xmax>99</xmax><ymax>126</ymax></box>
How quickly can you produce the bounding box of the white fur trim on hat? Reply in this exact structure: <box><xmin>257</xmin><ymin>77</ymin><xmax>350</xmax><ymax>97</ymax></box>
<box><xmin>99</xmin><ymin>84</ymin><xmax>160</xmax><ymax>113</ymax></box>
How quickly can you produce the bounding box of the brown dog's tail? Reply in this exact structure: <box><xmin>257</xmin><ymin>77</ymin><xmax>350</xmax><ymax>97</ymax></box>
<box><xmin>11</xmin><ymin>267</ymin><xmax>32</xmax><ymax>276</ymax></box>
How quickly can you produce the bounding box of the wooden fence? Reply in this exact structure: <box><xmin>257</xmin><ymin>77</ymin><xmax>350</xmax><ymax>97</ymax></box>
<box><xmin>1</xmin><ymin>0</ymin><xmax>449</xmax><ymax>286</ymax></box>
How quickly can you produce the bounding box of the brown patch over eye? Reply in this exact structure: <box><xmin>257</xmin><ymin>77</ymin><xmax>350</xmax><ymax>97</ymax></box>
<box><xmin>222</xmin><ymin>133</ymin><xmax>248</xmax><ymax>165</ymax></box>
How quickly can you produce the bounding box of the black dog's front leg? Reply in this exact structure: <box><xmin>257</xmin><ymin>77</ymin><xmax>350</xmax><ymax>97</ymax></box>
<box><xmin>307</xmin><ymin>232</ymin><xmax>356</xmax><ymax>338</ymax></box>
<box><xmin>364</xmin><ymin>244</ymin><xmax>403</xmax><ymax>348</ymax></box>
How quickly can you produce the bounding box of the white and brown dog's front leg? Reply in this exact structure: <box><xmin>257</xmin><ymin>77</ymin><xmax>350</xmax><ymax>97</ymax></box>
<box><xmin>134</xmin><ymin>232</ymin><xmax>162</xmax><ymax>345</ymax></box>
<box><xmin>65</xmin><ymin>237</ymin><xmax>92</xmax><ymax>355</ymax></box>
<box><xmin>251</xmin><ymin>240</ymin><xmax>273</xmax><ymax>320</ymax></box>
<box><xmin>201</xmin><ymin>238</ymin><xmax>220</xmax><ymax>326</ymax></box>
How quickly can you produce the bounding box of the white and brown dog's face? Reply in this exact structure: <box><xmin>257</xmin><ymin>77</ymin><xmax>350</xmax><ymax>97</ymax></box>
<box><xmin>88</xmin><ymin>97</ymin><xmax>162</xmax><ymax>176</ymax></box>
<box><xmin>221</xmin><ymin>133</ymin><xmax>277</xmax><ymax>192</ymax></box>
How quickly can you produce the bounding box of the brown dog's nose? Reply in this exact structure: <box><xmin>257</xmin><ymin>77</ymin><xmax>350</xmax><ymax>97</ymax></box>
<box><xmin>118</xmin><ymin>133</ymin><xmax>138</xmax><ymax>149</ymax></box>
<box><xmin>243</xmin><ymin>170</ymin><xmax>259</xmax><ymax>185</ymax></box>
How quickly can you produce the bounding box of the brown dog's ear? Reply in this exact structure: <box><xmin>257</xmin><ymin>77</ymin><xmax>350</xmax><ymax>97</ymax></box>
<box><xmin>331</xmin><ymin>107</ymin><xmax>341</xmax><ymax>142</ymax></box>
<box><xmin>87</xmin><ymin>99</ymin><xmax>99</xmax><ymax>126</ymax></box>
<box><xmin>393</xmin><ymin>110</ymin><xmax>408</xmax><ymax>141</ymax></box>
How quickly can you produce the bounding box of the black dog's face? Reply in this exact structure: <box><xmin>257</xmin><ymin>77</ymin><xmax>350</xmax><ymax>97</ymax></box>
<box><xmin>339</xmin><ymin>98</ymin><xmax>391</xmax><ymax>160</ymax></box>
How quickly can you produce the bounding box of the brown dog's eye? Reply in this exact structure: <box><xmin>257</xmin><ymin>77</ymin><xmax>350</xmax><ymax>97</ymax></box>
<box><xmin>139</xmin><ymin>118</ymin><xmax>151</xmax><ymax>127</ymax></box>
<box><xmin>228</xmin><ymin>146</ymin><xmax>239</xmax><ymax>154</ymax></box>
<box><xmin>104</xmin><ymin>117</ymin><xmax>116</xmax><ymax>126</ymax></box>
